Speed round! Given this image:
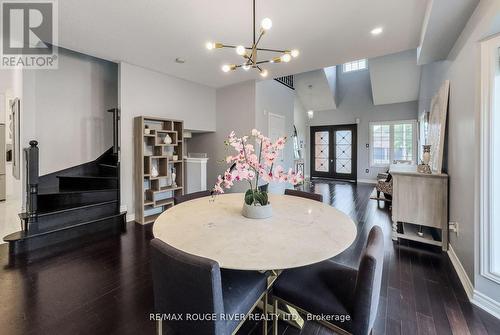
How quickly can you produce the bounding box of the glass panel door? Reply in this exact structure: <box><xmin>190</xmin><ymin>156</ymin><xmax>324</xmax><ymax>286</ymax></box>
<box><xmin>314</xmin><ymin>131</ymin><xmax>329</xmax><ymax>173</ymax></box>
<box><xmin>310</xmin><ymin>125</ymin><xmax>357</xmax><ymax>181</ymax></box>
<box><xmin>335</xmin><ymin>130</ymin><xmax>352</xmax><ymax>174</ymax></box>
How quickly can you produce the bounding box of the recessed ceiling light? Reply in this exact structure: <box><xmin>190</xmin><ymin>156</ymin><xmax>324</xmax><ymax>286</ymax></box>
<box><xmin>371</xmin><ymin>27</ymin><xmax>383</xmax><ymax>36</ymax></box>
<box><xmin>175</xmin><ymin>57</ymin><xmax>186</xmax><ymax>64</ymax></box>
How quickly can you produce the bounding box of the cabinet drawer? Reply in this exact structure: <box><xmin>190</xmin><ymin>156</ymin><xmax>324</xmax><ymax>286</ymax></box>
<box><xmin>392</xmin><ymin>174</ymin><xmax>447</xmax><ymax>229</ymax></box>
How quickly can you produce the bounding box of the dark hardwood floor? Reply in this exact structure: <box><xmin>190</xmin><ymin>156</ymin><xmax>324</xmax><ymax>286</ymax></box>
<box><xmin>1</xmin><ymin>179</ymin><xmax>499</xmax><ymax>335</ymax></box>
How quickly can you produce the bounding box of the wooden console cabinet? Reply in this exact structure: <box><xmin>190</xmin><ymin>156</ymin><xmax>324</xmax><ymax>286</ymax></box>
<box><xmin>390</xmin><ymin>165</ymin><xmax>449</xmax><ymax>250</ymax></box>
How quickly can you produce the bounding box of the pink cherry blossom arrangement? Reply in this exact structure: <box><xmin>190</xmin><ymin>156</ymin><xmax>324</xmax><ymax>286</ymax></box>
<box><xmin>213</xmin><ymin>129</ymin><xmax>303</xmax><ymax>206</ymax></box>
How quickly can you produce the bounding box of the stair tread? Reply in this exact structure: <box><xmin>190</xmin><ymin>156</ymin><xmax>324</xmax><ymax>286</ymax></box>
<box><xmin>38</xmin><ymin>188</ymin><xmax>119</xmax><ymax>195</ymax></box>
<box><xmin>4</xmin><ymin>212</ymin><xmax>126</xmax><ymax>242</ymax></box>
<box><xmin>57</xmin><ymin>175</ymin><xmax>118</xmax><ymax>180</ymax></box>
<box><xmin>20</xmin><ymin>200</ymin><xmax>118</xmax><ymax>217</ymax></box>
<box><xmin>98</xmin><ymin>163</ymin><xmax>117</xmax><ymax>168</ymax></box>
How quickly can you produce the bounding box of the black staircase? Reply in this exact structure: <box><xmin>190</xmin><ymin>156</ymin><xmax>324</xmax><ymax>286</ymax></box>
<box><xmin>3</xmin><ymin>108</ymin><xmax>126</xmax><ymax>260</ymax></box>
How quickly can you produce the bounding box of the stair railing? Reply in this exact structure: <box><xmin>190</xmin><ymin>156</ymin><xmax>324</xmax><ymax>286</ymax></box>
<box><xmin>107</xmin><ymin>108</ymin><xmax>120</xmax><ymax>156</ymax></box>
<box><xmin>24</xmin><ymin>140</ymin><xmax>39</xmax><ymax>232</ymax></box>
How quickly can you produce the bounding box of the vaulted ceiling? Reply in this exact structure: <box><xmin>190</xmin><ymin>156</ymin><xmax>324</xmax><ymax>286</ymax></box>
<box><xmin>58</xmin><ymin>0</ymin><xmax>430</xmax><ymax>87</ymax></box>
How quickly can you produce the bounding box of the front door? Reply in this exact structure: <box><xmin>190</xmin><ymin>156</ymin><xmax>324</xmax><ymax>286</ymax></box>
<box><xmin>310</xmin><ymin>124</ymin><xmax>357</xmax><ymax>181</ymax></box>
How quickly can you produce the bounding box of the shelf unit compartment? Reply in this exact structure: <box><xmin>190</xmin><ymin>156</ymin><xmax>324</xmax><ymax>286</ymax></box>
<box><xmin>396</xmin><ymin>222</ymin><xmax>442</xmax><ymax>247</ymax></box>
<box><xmin>156</xmin><ymin>130</ymin><xmax>178</xmax><ymax>147</ymax></box>
<box><xmin>174</xmin><ymin>122</ymin><xmax>183</xmax><ymax>142</ymax></box>
<box><xmin>143</xmin><ymin>157</ymin><xmax>151</xmax><ymax>175</ymax></box>
<box><xmin>143</xmin><ymin>213</ymin><xmax>162</xmax><ymax>225</ymax></box>
<box><xmin>135</xmin><ymin>116</ymin><xmax>184</xmax><ymax>224</ymax></box>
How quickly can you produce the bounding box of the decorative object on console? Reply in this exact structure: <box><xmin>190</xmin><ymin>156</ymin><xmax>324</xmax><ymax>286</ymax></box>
<box><xmin>427</xmin><ymin>80</ymin><xmax>450</xmax><ymax>173</ymax></box>
<box><xmin>144</xmin><ymin>125</ymin><xmax>150</xmax><ymax>135</ymax></box>
<box><xmin>134</xmin><ymin>116</ymin><xmax>184</xmax><ymax>224</ymax></box>
<box><xmin>205</xmin><ymin>0</ymin><xmax>299</xmax><ymax>77</ymax></box>
<box><xmin>417</xmin><ymin>144</ymin><xmax>432</xmax><ymax>174</ymax></box>
<box><xmin>213</xmin><ymin>129</ymin><xmax>303</xmax><ymax>219</ymax></box>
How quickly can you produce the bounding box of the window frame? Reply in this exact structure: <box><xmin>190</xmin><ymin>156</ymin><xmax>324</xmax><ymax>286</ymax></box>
<box><xmin>479</xmin><ymin>34</ymin><xmax>500</xmax><ymax>284</ymax></box>
<box><xmin>342</xmin><ymin>59</ymin><xmax>368</xmax><ymax>73</ymax></box>
<box><xmin>369</xmin><ymin>119</ymin><xmax>417</xmax><ymax>168</ymax></box>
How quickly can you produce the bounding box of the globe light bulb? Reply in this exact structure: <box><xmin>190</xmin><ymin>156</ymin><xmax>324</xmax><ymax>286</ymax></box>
<box><xmin>222</xmin><ymin>64</ymin><xmax>231</xmax><ymax>73</ymax></box>
<box><xmin>206</xmin><ymin>42</ymin><xmax>215</xmax><ymax>50</ymax></box>
<box><xmin>261</xmin><ymin>18</ymin><xmax>273</xmax><ymax>31</ymax></box>
<box><xmin>236</xmin><ymin>45</ymin><xmax>246</xmax><ymax>56</ymax></box>
<box><xmin>242</xmin><ymin>64</ymin><xmax>250</xmax><ymax>71</ymax></box>
<box><xmin>260</xmin><ymin>69</ymin><xmax>268</xmax><ymax>77</ymax></box>
<box><xmin>291</xmin><ymin>49</ymin><xmax>300</xmax><ymax>58</ymax></box>
<box><xmin>281</xmin><ymin>53</ymin><xmax>292</xmax><ymax>63</ymax></box>
<box><xmin>371</xmin><ymin>27</ymin><xmax>383</xmax><ymax>35</ymax></box>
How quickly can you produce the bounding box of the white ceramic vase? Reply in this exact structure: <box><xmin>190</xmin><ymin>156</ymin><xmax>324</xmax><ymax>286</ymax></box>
<box><xmin>164</xmin><ymin>134</ymin><xmax>172</xmax><ymax>145</ymax></box>
<box><xmin>242</xmin><ymin>202</ymin><xmax>273</xmax><ymax>219</ymax></box>
<box><xmin>151</xmin><ymin>166</ymin><xmax>159</xmax><ymax>177</ymax></box>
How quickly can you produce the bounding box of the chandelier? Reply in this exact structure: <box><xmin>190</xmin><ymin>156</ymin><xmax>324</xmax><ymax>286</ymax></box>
<box><xmin>205</xmin><ymin>0</ymin><xmax>299</xmax><ymax>77</ymax></box>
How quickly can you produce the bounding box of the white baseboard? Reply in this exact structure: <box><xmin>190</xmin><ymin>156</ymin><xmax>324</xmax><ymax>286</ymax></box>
<box><xmin>120</xmin><ymin>204</ymin><xmax>135</xmax><ymax>222</ymax></box>
<box><xmin>447</xmin><ymin>245</ymin><xmax>474</xmax><ymax>299</ymax></box>
<box><xmin>126</xmin><ymin>212</ymin><xmax>135</xmax><ymax>223</ymax></box>
<box><xmin>357</xmin><ymin>179</ymin><xmax>377</xmax><ymax>184</ymax></box>
<box><xmin>448</xmin><ymin>245</ymin><xmax>500</xmax><ymax>319</ymax></box>
<box><xmin>473</xmin><ymin>290</ymin><xmax>500</xmax><ymax>319</ymax></box>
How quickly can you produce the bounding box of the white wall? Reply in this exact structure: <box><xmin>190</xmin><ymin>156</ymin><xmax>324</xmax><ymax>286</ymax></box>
<box><xmin>307</xmin><ymin>66</ymin><xmax>418</xmax><ymax>181</ymax></box>
<box><xmin>295</xmin><ymin>70</ymin><xmax>336</xmax><ymax>112</ymax></box>
<box><xmin>23</xmin><ymin>48</ymin><xmax>118</xmax><ymax>175</ymax></box>
<box><xmin>418</xmin><ymin>0</ymin><xmax>500</xmax><ymax>306</ymax></box>
<box><xmin>188</xmin><ymin>80</ymin><xmax>256</xmax><ymax>193</ymax></box>
<box><xmin>369</xmin><ymin>49</ymin><xmax>422</xmax><ymax>105</ymax></box>
<box><xmin>255</xmin><ymin>80</ymin><xmax>296</xmax><ymax>193</ymax></box>
<box><xmin>119</xmin><ymin>62</ymin><xmax>216</xmax><ymax>219</ymax></box>
<box><xmin>0</xmin><ymin>68</ymin><xmax>23</xmax><ymax>239</ymax></box>
<box><xmin>189</xmin><ymin>79</ymin><xmax>297</xmax><ymax>194</ymax></box>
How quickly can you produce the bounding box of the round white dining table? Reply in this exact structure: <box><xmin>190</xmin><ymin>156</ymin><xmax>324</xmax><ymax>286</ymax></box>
<box><xmin>153</xmin><ymin>193</ymin><xmax>357</xmax><ymax>271</ymax></box>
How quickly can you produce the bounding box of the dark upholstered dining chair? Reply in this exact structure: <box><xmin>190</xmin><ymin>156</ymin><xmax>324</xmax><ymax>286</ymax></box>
<box><xmin>284</xmin><ymin>189</ymin><xmax>323</xmax><ymax>203</ymax></box>
<box><xmin>272</xmin><ymin>226</ymin><xmax>384</xmax><ymax>335</ymax></box>
<box><xmin>174</xmin><ymin>190</ymin><xmax>212</xmax><ymax>205</ymax></box>
<box><xmin>150</xmin><ymin>238</ymin><xmax>268</xmax><ymax>335</ymax></box>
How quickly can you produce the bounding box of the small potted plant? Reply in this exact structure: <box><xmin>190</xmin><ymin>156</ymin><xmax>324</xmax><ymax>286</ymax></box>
<box><xmin>172</xmin><ymin>151</ymin><xmax>178</xmax><ymax>161</ymax></box>
<box><xmin>213</xmin><ymin>129</ymin><xmax>302</xmax><ymax>219</ymax></box>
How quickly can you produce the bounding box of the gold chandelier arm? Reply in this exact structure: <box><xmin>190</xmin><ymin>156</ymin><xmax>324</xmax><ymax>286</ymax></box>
<box><xmin>255</xmin><ymin>59</ymin><xmax>272</xmax><ymax>65</ymax></box>
<box><xmin>254</xmin><ymin>30</ymin><xmax>265</xmax><ymax>49</ymax></box>
<box><xmin>256</xmin><ymin>47</ymin><xmax>289</xmax><ymax>53</ymax></box>
<box><xmin>219</xmin><ymin>44</ymin><xmax>255</xmax><ymax>51</ymax></box>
